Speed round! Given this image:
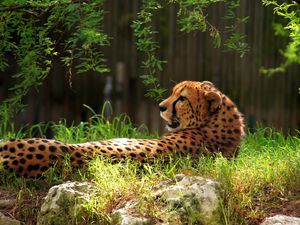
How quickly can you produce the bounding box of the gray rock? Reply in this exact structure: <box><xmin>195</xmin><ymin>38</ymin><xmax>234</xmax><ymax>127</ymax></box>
<box><xmin>0</xmin><ymin>212</ymin><xmax>20</xmax><ymax>225</ymax></box>
<box><xmin>153</xmin><ymin>174</ymin><xmax>222</xmax><ymax>225</ymax></box>
<box><xmin>261</xmin><ymin>215</ymin><xmax>300</xmax><ymax>225</ymax></box>
<box><xmin>112</xmin><ymin>201</ymin><xmax>151</xmax><ymax>225</ymax></box>
<box><xmin>0</xmin><ymin>199</ymin><xmax>16</xmax><ymax>208</ymax></box>
<box><xmin>37</xmin><ymin>181</ymin><xmax>95</xmax><ymax>225</ymax></box>
<box><xmin>112</xmin><ymin>174</ymin><xmax>221</xmax><ymax>225</ymax></box>
<box><xmin>37</xmin><ymin>175</ymin><xmax>221</xmax><ymax>225</ymax></box>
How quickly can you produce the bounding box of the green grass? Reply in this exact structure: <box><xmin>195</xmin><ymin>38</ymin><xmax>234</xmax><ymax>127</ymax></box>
<box><xmin>0</xmin><ymin>109</ymin><xmax>299</xmax><ymax>224</ymax></box>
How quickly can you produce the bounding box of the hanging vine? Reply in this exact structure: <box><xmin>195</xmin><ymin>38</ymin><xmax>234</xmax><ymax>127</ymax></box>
<box><xmin>132</xmin><ymin>0</ymin><xmax>249</xmax><ymax>101</ymax></box>
<box><xmin>131</xmin><ymin>0</ymin><xmax>167</xmax><ymax>102</ymax></box>
<box><xmin>0</xmin><ymin>0</ymin><xmax>109</xmax><ymax>133</ymax></box>
<box><xmin>0</xmin><ymin>0</ymin><xmax>249</xmax><ymax>133</ymax></box>
<box><xmin>261</xmin><ymin>0</ymin><xmax>300</xmax><ymax>76</ymax></box>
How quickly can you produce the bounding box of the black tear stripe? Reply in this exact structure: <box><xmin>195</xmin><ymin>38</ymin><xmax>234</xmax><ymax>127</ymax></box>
<box><xmin>172</xmin><ymin>96</ymin><xmax>194</xmax><ymax>116</ymax></box>
<box><xmin>172</xmin><ymin>98</ymin><xmax>180</xmax><ymax>116</ymax></box>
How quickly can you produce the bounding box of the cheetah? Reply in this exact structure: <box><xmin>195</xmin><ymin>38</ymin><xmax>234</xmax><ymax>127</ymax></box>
<box><xmin>0</xmin><ymin>81</ymin><xmax>244</xmax><ymax>178</ymax></box>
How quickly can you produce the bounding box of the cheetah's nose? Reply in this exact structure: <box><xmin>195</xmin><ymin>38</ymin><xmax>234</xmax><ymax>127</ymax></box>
<box><xmin>159</xmin><ymin>105</ymin><xmax>167</xmax><ymax>112</ymax></box>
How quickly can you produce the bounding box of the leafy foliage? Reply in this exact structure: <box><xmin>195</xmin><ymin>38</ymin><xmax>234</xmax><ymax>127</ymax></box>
<box><xmin>223</xmin><ymin>0</ymin><xmax>249</xmax><ymax>57</ymax></box>
<box><xmin>0</xmin><ymin>0</ymin><xmax>109</xmax><ymax>133</ymax></box>
<box><xmin>132</xmin><ymin>0</ymin><xmax>249</xmax><ymax>101</ymax></box>
<box><xmin>131</xmin><ymin>1</ymin><xmax>167</xmax><ymax>102</ymax></box>
<box><xmin>261</xmin><ymin>0</ymin><xmax>300</xmax><ymax>75</ymax></box>
<box><xmin>0</xmin><ymin>0</ymin><xmax>249</xmax><ymax>132</ymax></box>
<box><xmin>172</xmin><ymin>0</ymin><xmax>223</xmax><ymax>47</ymax></box>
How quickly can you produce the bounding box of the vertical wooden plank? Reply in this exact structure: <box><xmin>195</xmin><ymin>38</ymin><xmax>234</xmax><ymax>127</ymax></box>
<box><xmin>166</xmin><ymin>4</ymin><xmax>175</xmax><ymax>86</ymax></box>
<box><xmin>2</xmin><ymin>0</ymin><xmax>300</xmax><ymax>135</ymax></box>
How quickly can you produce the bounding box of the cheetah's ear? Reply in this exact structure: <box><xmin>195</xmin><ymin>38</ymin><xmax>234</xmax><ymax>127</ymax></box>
<box><xmin>204</xmin><ymin>91</ymin><xmax>222</xmax><ymax>113</ymax></box>
<box><xmin>201</xmin><ymin>81</ymin><xmax>215</xmax><ymax>87</ymax></box>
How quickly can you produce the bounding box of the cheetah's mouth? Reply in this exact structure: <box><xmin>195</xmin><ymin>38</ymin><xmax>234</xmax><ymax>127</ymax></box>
<box><xmin>160</xmin><ymin>111</ymin><xmax>180</xmax><ymax>131</ymax></box>
<box><xmin>167</xmin><ymin>121</ymin><xmax>180</xmax><ymax>129</ymax></box>
<box><xmin>167</xmin><ymin>117</ymin><xmax>180</xmax><ymax>130</ymax></box>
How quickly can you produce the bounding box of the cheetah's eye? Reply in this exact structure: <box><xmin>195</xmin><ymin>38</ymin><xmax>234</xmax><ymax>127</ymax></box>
<box><xmin>178</xmin><ymin>96</ymin><xmax>186</xmax><ymax>102</ymax></box>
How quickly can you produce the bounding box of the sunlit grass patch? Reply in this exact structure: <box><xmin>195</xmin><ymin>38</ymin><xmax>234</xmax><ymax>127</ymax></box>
<box><xmin>80</xmin><ymin>128</ymin><xmax>300</xmax><ymax>224</ymax></box>
<box><xmin>82</xmin><ymin>157</ymin><xmax>157</xmax><ymax>223</ymax></box>
<box><xmin>0</xmin><ymin>106</ymin><xmax>299</xmax><ymax>225</ymax></box>
<box><xmin>212</xmin><ymin>129</ymin><xmax>300</xmax><ymax>224</ymax></box>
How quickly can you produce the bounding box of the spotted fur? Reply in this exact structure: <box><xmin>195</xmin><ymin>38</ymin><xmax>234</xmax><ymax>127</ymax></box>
<box><xmin>0</xmin><ymin>81</ymin><xmax>244</xmax><ymax>178</ymax></box>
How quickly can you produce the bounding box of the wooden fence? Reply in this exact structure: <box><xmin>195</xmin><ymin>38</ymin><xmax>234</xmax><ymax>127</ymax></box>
<box><xmin>0</xmin><ymin>0</ymin><xmax>299</xmax><ymax>135</ymax></box>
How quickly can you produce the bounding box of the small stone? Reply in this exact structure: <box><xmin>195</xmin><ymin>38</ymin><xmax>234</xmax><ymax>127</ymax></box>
<box><xmin>0</xmin><ymin>199</ymin><xmax>16</xmax><ymax>208</ymax></box>
<box><xmin>37</xmin><ymin>181</ymin><xmax>95</xmax><ymax>225</ymax></box>
<box><xmin>261</xmin><ymin>215</ymin><xmax>300</xmax><ymax>225</ymax></box>
<box><xmin>111</xmin><ymin>200</ymin><xmax>152</xmax><ymax>225</ymax></box>
<box><xmin>0</xmin><ymin>212</ymin><xmax>20</xmax><ymax>225</ymax></box>
<box><xmin>153</xmin><ymin>174</ymin><xmax>221</xmax><ymax>225</ymax></box>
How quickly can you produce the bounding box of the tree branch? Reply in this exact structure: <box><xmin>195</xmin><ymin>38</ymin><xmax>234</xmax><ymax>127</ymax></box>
<box><xmin>0</xmin><ymin>4</ymin><xmax>32</xmax><ymax>13</ymax></box>
<box><xmin>0</xmin><ymin>0</ymin><xmax>89</xmax><ymax>13</ymax></box>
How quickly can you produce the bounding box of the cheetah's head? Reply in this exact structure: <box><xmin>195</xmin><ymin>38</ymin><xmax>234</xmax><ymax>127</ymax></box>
<box><xmin>159</xmin><ymin>81</ymin><xmax>222</xmax><ymax>132</ymax></box>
